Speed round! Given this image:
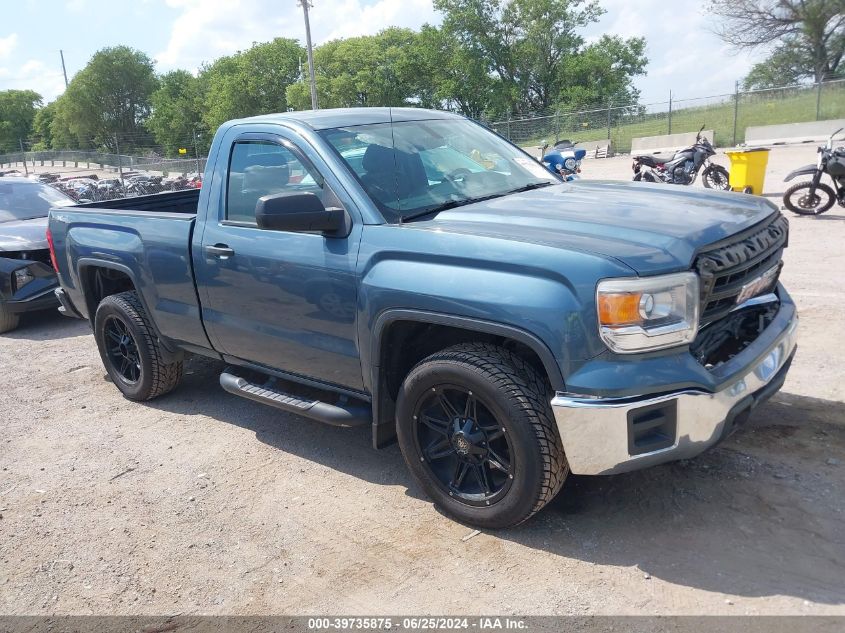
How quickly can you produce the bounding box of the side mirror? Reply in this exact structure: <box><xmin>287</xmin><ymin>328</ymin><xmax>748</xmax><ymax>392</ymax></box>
<box><xmin>255</xmin><ymin>192</ymin><xmax>348</xmax><ymax>236</ymax></box>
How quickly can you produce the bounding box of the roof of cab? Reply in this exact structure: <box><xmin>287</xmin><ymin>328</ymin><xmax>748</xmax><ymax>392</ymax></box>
<box><xmin>234</xmin><ymin>107</ymin><xmax>464</xmax><ymax>131</ymax></box>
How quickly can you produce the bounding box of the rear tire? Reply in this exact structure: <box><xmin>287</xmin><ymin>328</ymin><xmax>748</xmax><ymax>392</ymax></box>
<box><xmin>396</xmin><ymin>343</ymin><xmax>568</xmax><ymax>529</ymax></box>
<box><xmin>94</xmin><ymin>291</ymin><xmax>183</xmax><ymax>401</ymax></box>
<box><xmin>702</xmin><ymin>165</ymin><xmax>730</xmax><ymax>190</ymax></box>
<box><xmin>0</xmin><ymin>303</ymin><xmax>20</xmax><ymax>334</ymax></box>
<box><xmin>783</xmin><ymin>181</ymin><xmax>836</xmax><ymax>215</ymax></box>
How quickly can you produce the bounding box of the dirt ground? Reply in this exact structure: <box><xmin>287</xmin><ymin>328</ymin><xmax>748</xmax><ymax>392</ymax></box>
<box><xmin>1</xmin><ymin>145</ymin><xmax>844</xmax><ymax>615</ymax></box>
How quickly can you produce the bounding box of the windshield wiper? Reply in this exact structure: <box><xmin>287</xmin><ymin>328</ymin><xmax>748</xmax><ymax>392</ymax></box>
<box><xmin>399</xmin><ymin>181</ymin><xmax>555</xmax><ymax>224</ymax></box>
<box><xmin>400</xmin><ymin>197</ymin><xmax>480</xmax><ymax>223</ymax></box>
<box><xmin>503</xmin><ymin>181</ymin><xmax>555</xmax><ymax>194</ymax></box>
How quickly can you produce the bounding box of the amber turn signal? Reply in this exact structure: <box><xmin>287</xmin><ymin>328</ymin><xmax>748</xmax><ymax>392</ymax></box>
<box><xmin>598</xmin><ymin>292</ymin><xmax>643</xmax><ymax>326</ymax></box>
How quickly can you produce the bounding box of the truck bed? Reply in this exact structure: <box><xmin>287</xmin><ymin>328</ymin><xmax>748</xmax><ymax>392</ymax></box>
<box><xmin>76</xmin><ymin>188</ymin><xmax>199</xmax><ymax>215</ymax></box>
<box><xmin>49</xmin><ymin>188</ymin><xmax>211</xmax><ymax>352</ymax></box>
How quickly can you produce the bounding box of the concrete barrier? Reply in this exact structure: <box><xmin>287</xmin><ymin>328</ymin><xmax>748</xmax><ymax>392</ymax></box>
<box><xmin>521</xmin><ymin>140</ymin><xmax>614</xmax><ymax>159</ymax></box>
<box><xmin>744</xmin><ymin>119</ymin><xmax>845</xmax><ymax>146</ymax></box>
<box><xmin>631</xmin><ymin>130</ymin><xmax>714</xmax><ymax>155</ymax></box>
<box><xmin>575</xmin><ymin>140</ymin><xmax>613</xmax><ymax>158</ymax></box>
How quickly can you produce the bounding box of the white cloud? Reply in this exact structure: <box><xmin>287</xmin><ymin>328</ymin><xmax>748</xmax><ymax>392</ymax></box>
<box><xmin>0</xmin><ymin>58</ymin><xmax>66</xmax><ymax>101</ymax></box>
<box><xmin>156</xmin><ymin>0</ymin><xmax>438</xmax><ymax>71</ymax></box>
<box><xmin>585</xmin><ymin>0</ymin><xmax>760</xmax><ymax>102</ymax></box>
<box><xmin>0</xmin><ymin>33</ymin><xmax>18</xmax><ymax>59</ymax></box>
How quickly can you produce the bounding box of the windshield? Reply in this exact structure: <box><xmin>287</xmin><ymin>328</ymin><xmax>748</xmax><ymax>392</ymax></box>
<box><xmin>0</xmin><ymin>181</ymin><xmax>74</xmax><ymax>222</ymax></box>
<box><xmin>320</xmin><ymin>118</ymin><xmax>557</xmax><ymax>222</ymax></box>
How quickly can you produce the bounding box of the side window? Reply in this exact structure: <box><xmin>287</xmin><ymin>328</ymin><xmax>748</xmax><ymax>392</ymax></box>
<box><xmin>226</xmin><ymin>140</ymin><xmax>341</xmax><ymax>223</ymax></box>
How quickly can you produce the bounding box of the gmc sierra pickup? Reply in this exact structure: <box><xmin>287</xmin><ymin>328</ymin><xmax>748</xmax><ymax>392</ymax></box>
<box><xmin>48</xmin><ymin>108</ymin><xmax>797</xmax><ymax>528</ymax></box>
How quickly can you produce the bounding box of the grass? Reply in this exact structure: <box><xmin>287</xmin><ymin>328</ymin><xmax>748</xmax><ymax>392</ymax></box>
<box><xmin>510</xmin><ymin>82</ymin><xmax>845</xmax><ymax>153</ymax></box>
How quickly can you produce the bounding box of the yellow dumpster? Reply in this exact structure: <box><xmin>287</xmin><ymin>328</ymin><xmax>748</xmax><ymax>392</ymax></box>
<box><xmin>725</xmin><ymin>148</ymin><xmax>770</xmax><ymax>195</ymax></box>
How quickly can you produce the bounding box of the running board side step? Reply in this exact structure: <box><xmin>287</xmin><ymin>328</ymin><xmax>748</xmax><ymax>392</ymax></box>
<box><xmin>219</xmin><ymin>370</ymin><xmax>371</xmax><ymax>428</ymax></box>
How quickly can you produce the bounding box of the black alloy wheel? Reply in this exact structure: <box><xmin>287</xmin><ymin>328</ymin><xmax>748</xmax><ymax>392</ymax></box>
<box><xmin>94</xmin><ymin>291</ymin><xmax>183</xmax><ymax>401</ymax></box>
<box><xmin>103</xmin><ymin>315</ymin><xmax>142</xmax><ymax>383</ymax></box>
<box><xmin>396</xmin><ymin>343</ymin><xmax>568</xmax><ymax>528</ymax></box>
<box><xmin>413</xmin><ymin>385</ymin><xmax>514</xmax><ymax>506</ymax></box>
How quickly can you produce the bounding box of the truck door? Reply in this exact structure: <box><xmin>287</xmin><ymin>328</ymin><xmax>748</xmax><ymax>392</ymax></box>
<box><xmin>194</xmin><ymin>130</ymin><xmax>364</xmax><ymax>391</ymax></box>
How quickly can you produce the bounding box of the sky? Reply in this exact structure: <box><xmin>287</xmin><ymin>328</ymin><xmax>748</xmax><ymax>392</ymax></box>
<box><xmin>0</xmin><ymin>0</ymin><xmax>764</xmax><ymax>108</ymax></box>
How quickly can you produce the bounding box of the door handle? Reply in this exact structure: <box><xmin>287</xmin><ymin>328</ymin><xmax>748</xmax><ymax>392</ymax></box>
<box><xmin>204</xmin><ymin>244</ymin><xmax>235</xmax><ymax>258</ymax></box>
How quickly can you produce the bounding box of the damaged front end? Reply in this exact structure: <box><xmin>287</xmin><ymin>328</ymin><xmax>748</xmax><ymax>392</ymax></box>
<box><xmin>0</xmin><ymin>249</ymin><xmax>60</xmax><ymax>313</ymax></box>
<box><xmin>690</xmin><ymin>294</ymin><xmax>781</xmax><ymax>370</ymax></box>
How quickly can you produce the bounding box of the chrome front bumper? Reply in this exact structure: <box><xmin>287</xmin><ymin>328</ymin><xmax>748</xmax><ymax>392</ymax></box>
<box><xmin>551</xmin><ymin>313</ymin><xmax>798</xmax><ymax>476</ymax></box>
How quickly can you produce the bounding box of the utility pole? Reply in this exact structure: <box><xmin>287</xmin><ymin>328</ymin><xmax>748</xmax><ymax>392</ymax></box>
<box><xmin>298</xmin><ymin>0</ymin><xmax>319</xmax><ymax>110</ymax></box>
<box><xmin>19</xmin><ymin>139</ymin><xmax>28</xmax><ymax>176</ymax></box>
<box><xmin>59</xmin><ymin>50</ymin><xmax>69</xmax><ymax>89</ymax></box>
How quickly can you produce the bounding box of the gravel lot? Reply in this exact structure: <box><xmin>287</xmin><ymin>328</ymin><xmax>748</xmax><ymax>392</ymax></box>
<box><xmin>1</xmin><ymin>145</ymin><xmax>844</xmax><ymax>615</ymax></box>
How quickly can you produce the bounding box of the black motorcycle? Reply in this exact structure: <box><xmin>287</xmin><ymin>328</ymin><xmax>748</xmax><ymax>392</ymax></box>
<box><xmin>782</xmin><ymin>128</ymin><xmax>845</xmax><ymax>215</ymax></box>
<box><xmin>632</xmin><ymin>125</ymin><xmax>730</xmax><ymax>190</ymax></box>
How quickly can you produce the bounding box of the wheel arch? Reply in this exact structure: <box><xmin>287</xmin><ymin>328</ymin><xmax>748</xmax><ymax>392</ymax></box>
<box><xmin>368</xmin><ymin>309</ymin><xmax>565</xmax><ymax>449</ymax></box>
<box><xmin>77</xmin><ymin>258</ymin><xmax>183</xmax><ymax>363</ymax></box>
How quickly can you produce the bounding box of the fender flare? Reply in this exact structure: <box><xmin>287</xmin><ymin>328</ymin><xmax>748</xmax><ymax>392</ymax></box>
<box><xmin>370</xmin><ymin>309</ymin><xmax>566</xmax><ymax>392</ymax></box>
<box><xmin>76</xmin><ymin>258</ymin><xmax>183</xmax><ymax>362</ymax></box>
<box><xmin>367</xmin><ymin>309</ymin><xmax>567</xmax><ymax>448</ymax></box>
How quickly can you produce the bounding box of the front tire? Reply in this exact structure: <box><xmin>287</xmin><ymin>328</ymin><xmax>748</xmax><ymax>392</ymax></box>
<box><xmin>702</xmin><ymin>165</ymin><xmax>730</xmax><ymax>190</ymax></box>
<box><xmin>783</xmin><ymin>181</ymin><xmax>836</xmax><ymax>215</ymax></box>
<box><xmin>396</xmin><ymin>343</ymin><xmax>568</xmax><ymax>528</ymax></box>
<box><xmin>94</xmin><ymin>291</ymin><xmax>183</xmax><ymax>401</ymax></box>
<box><xmin>0</xmin><ymin>303</ymin><xmax>20</xmax><ymax>334</ymax></box>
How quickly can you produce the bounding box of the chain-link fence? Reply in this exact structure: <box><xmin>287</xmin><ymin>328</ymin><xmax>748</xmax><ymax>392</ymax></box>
<box><xmin>0</xmin><ymin>149</ymin><xmax>206</xmax><ymax>176</ymax></box>
<box><xmin>488</xmin><ymin>78</ymin><xmax>845</xmax><ymax>154</ymax></box>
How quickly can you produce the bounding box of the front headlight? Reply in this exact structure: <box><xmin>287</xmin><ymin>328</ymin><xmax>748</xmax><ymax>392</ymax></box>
<box><xmin>596</xmin><ymin>272</ymin><xmax>700</xmax><ymax>353</ymax></box>
<box><xmin>564</xmin><ymin>157</ymin><xmax>577</xmax><ymax>171</ymax></box>
<box><xmin>13</xmin><ymin>267</ymin><xmax>35</xmax><ymax>292</ymax></box>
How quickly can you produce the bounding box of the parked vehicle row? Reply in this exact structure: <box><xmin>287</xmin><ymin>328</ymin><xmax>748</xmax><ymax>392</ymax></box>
<box><xmin>43</xmin><ymin>108</ymin><xmax>798</xmax><ymax>528</ymax></box>
<box><xmin>46</xmin><ymin>173</ymin><xmax>204</xmax><ymax>203</ymax></box>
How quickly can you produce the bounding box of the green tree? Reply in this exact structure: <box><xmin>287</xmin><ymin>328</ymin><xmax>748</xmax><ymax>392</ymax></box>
<box><xmin>0</xmin><ymin>89</ymin><xmax>43</xmax><ymax>152</ymax></box>
<box><xmin>709</xmin><ymin>0</ymin><xmax>845</xmax><ymax>87</ymax></box>
<box><xmin>561</xmin><ymin>35</ymin><xmax>647</xmax><ymax>109</ymax></box>
<box><xmin>30</xmin><ymin>101</ymin><xmax>56</xmax><ymax>150</ymax></box>
<box><xmin>51</xmin><ymin>46</ymin><xmax>158</xmax><ymax>151</ymax></box>
<box><xmin>148</xmin><ymin>70</ymin><xmax>207</xmax><ymax>156</ymax></box>
<box><xmin>433</xmin><ymin>0</ymin><xmax>646</xmax><ymax>117</ymax></box>
<box><xmin>201</xmin><ymin>38</ymin><xmax>303</xmax><ymax>132</ymax></box>
<box><xmin>286</xmin><ymin>29</ymin><xmax>425</xmax><ymax>110</ymax></box>
<box><xmin>411</xmin><ymin>25</ymin><xmax>496</xmax><ymax>118</ymax></box>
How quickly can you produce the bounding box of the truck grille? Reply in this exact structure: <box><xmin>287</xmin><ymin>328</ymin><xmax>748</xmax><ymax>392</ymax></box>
<box><xmin>694</xmin><ymin>213</ymin><xmax>788</xmax><ymax>325</ymax></box>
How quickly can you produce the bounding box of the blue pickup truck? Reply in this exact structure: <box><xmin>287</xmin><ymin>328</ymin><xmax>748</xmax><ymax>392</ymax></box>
<box><xmin>48</xmin><ymin>108</ymin><xmax>797</xmax><ymax>528</ymax></box>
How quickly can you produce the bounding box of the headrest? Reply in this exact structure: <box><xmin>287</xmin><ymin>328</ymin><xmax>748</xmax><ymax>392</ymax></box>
<box><xmin>243</xmin><ymin>163</ymin><xmax>290</xmax><ymax>192</ymax></box>
<box><xmin>362</xmin><ymin>144</ymin><xmax>395</xmax><ymax>173</ymax></box>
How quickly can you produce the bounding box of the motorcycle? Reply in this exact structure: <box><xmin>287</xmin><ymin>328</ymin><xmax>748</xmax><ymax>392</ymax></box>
<box><xmin>782</xmin><ymin>128</ymin><xmax>845</xmax><ymax>215</ymax></box>
<box><xmin>540</xmin><ymin>139</ymin><xmax>585</xmax><ymax>181</ymax></box>
<box><xmin>632</xmin><ymin>125</ymin><xmax>730</xmax><ymax>190</ymax></box>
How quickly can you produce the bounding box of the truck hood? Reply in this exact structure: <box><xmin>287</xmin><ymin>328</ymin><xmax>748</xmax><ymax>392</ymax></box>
<box><xmin>413</xmin><ymin>180</ymin><xmax>779</xmax><ymax>274</ymax></box>
<box><xmin>0</xmin><ymin>216</ymin><xmax>49</xmax><ymax>252</ymax></box>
